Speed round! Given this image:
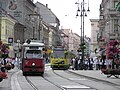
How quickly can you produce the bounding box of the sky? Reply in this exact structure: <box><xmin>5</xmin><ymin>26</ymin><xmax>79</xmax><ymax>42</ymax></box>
<box><xmin>34</xmin><ymin>0</ymin><xmax>102</xmax><ymax>37</ymax></box>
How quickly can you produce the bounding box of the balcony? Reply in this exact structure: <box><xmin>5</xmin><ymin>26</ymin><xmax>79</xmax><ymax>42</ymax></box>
<box><xmin>99</xmin><ymin>15</ymin><xmax>105</xmax><ymax>28</ymax></box>
<box><xmin>99</xmin><ymin>18</ymin><xmax>105</xmax><ymax>22</ymax></box>
<box><xmin>108</xmin><ymin>8</ymin><xmax>118</xmax><ymax>16</ymax></box>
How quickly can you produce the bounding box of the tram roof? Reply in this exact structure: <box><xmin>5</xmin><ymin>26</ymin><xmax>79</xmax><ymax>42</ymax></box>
<box><xmin>23</xmin><ymin>42</ymin><xmax>44</xmax><ymax>47</ymax></box>
<box><xmin>53</xmin><ymin>47</ymin><xmax>64</xmax><ymax>51</ymax></box>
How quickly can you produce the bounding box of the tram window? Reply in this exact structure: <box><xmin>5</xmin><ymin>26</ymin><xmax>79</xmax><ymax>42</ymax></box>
<box><xmin>25</xmin><ymin>50</ymin><xmax>42</xmax><ymax>58</ymax></box>
<box><xmin>53</xmin><ymin>51</ymin><xmax>64</xmax><ymax>58</ymax></box>
<box><xmin>29</xmin><ymin>46</ymin><xmax>39</xmax><ymax>49</ymax></box>
<box><xmin>26</xmin><ymin>50</ymin><xmax>41</xmax><ymax>54</ymax></box>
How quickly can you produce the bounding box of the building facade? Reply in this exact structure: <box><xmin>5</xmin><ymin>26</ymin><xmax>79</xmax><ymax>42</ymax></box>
<box><xmin>90</xmin><ymin>19</ymin><xmax>99</xmax><ymax>57</ymax></box>
<box><xmin>61</xmin><ymin>29</ymin><xmax>80</xmax><ymax>56</ymax></box>
<box><xmin>0</xmin><ymin>0</ymin><xmax>37</xmax><ymax>43</ymax></box>
<box><xmin>35</xmin><ymin>2</ymin><xmax>61</xmax><ymax>48</ymax></box>
<box><xmin>73</xmin><ymin>33</ymin><xmax>80</xmax><ymax>56</ymax></box>
<box><xmin>99</xmin><ymin>0</ymin><xmax>120</xmax><ymax>42</ymax></box>
<box><xmin>0</xmin><ymin>17</ymin><xmax>15</xmax><ymax>43</ymax></box>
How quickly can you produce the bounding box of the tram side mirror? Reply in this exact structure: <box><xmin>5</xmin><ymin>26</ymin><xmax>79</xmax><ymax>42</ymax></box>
<box><xmin>25</xmin><ymin>56</ymin><xmax>27</xmax><ymax>60</ymax></box>
<box><xmin>25</xmin><ymin>54</ymin><xmax>27</xmax><ymax>59</ymax></box>
<box><xmin>43</xmin><ymin>54</ymin><xmax>45</xmax><ymax>58</ymax></box>
<box><xmin>26</xmin><ymin>56</ymin><xmax>27</xmax><ymax>59</ymax></box>
<box><xmin>51</xmin><ymin>55</ymin><xmax>53</xmax><ymax>58</ymax></box>
<box><xmin>42</xmin><ymin>48</ymin><xmax>47</xmax><ymax>51</ymax></box>
<box><xmin>64</xmin><ymin>51</ymin><xmax>68</xmax><ymax>58</ymax></box>
<box><xmin>42</xmin><ymin>48</ymin><xmax>45</xmax><ymax>51</ymax></box>
<box><xmin>26</xmin><ymin>39</ymin><xmax>31</xmax><ymax>44</ymax></box>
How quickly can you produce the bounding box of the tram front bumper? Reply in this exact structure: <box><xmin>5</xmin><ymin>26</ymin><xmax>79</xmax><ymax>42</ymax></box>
<box><xmin>51</xmin><ymin>64</ymin><xmax>69</xmax><ymax>69</ymax></box>
<box><xmin>23</xmin><ymin>66</ymin><xmax>44</xmax><ymax>72</ymax></box>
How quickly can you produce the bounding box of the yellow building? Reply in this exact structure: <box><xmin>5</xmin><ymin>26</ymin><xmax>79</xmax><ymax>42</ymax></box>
<box><xmin>0</xmin><ymin>17</ymin><xmax>15</xmax><ymax>44</ymax></box>
<box><xmin>0</xmin><ymin>16</ymin><xmax>15</xmax><ymax>57</ymax></box>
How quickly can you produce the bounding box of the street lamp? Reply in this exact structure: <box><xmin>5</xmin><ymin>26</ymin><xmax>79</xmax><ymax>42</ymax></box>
<box><xmin>75</xmin><ymin>0</ymin><xmax>90</xmax><ymax>69</ymax></box>
<box><xmin>23</xmin><ymin>27</ymin><xmax>26</xmax><ymax>43</ymax></box>
<box><xmin>17</xmin><ymin>40</ymin><xmax>20</xmax><ymax>69</ymax></box>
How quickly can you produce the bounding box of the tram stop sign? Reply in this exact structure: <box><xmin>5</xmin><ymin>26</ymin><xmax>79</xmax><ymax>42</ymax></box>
<box><xmin>8</xmin><ymin>37</ymin><xmax>13</xmax><ymax>43</ymax></box>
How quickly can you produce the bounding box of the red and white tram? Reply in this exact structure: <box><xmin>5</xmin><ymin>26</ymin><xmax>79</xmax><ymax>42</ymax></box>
<box><xmin>21</xmin><ymin>40</ymin><xmax>45</xmax><ymax>76</ymax></box>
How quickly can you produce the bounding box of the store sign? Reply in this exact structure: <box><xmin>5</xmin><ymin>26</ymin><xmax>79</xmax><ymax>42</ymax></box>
<box><xmin>14</xmin><ymin>11</ymin><xmax>22</xmax><ymax>17</ymax></box>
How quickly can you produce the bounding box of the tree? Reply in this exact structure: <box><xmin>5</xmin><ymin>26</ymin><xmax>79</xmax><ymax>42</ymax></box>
<box><xmin>0</xmin><ymin>41</ymin><xmax>9</xmax><ymax>82</ymax></box>
<box><xmin>106</xmin><ymin>40</ymin><xmax>120</xmax><ymax>69</ymax></box>
<box><xmin>0</xmin><ymin>41</ymin><xmax>9</xmax><ymax>65</ymax></box>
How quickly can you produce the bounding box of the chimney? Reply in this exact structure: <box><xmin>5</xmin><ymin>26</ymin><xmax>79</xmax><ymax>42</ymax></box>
<box><xmin>46</xmin><ymin>4</ymin><xmax>48</xmax><ymax>7</ymax></box>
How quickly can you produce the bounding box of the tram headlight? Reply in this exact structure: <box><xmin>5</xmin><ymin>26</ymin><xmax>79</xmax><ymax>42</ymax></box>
<box><xmin>32</xmin><ymin>63</ymin><xmax>35</xmax><ymax>66</ymax></box>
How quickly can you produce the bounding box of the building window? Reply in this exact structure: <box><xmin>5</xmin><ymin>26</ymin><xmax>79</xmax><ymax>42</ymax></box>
<box><xmin>114</xmin><ymin>19</ymin><xmax>118</xmax><ymax>33</ymax></box>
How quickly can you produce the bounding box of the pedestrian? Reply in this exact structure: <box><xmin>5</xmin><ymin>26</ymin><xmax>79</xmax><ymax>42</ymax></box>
<box><xmin>74</xmin><ymin>58</ymin><xmax>79</xmax><ymax>70</ymax></box>
<box><xmin>1</xmin><ymin>63</ymin><xmax>5</xmax><ymax>72</ymax></box>
<box><xmin>78</xmin><ymin>58</ymin><xmax>81</xmax><ymax>70</ymax></box>
<box><xmin>11</xmin><ymin>58</ymin><xmax>15</xmax><ymax>69</ymax></box>
<box><xmin>88</xmin><ymin>58</ymin><xmax>94</xmax><ymax>70</ymax></box>
<box><xmin>71</xmin><ymin>57</ymin><xmax>75</xmax><ymax>70</ymax></box>
<box><xmin>95</xmin><ymin>57</ymin><xmax>100</xmax><ymax>70</ymax></box>
<box><xmin>84</xmin><ymin>58</ymin><xmax>88</xmax><ymax>70</ymax></box>
<box><xmin>99</xmin><ymin>57</ymin><xmax>102</xmax><ymax>70</ymax></box>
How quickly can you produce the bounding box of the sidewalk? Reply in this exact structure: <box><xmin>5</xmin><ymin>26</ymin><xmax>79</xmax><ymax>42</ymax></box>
<box><xmin>69</xmin><ymin>70</ymin><xmax>120</xmax><ymax>86</ymax></box>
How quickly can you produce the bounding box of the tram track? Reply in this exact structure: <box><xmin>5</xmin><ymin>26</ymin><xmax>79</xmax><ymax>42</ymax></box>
<box><xmin>24</xmin><ymin>65</ymin><xmax>65</xmax><ymax>90</ymax></box>
<box><xmin>24</xmin><ymin>70</ymin><xmax>94</xmax><ymax>90</ymax></box>
<box><xmin>25</xmin><ymin>75</ymin><xmax>65</xmax><ymax>90</ymax></box>
<box><xmin>23</xmin><ymin>65</ymin><xmax>65</xmax><ymax>90</ymax></box>
<box><xmin>42</xmin><ymin>75</ymin><xmax>65</xmax><ymax>90</ymax></box>
<box><xmin>66</xmin><ymin>70</ymin><xmax>120</xmax><ymax>88</ymax></box>
<box><xmin>25</xmin><ymin>76</ymin><xmax>39</xmax><ymax>90</ymax></box>
<box><xmin>52</xmin><ymin>70</ymin><xmax>96</xmax><ymax>90</ymax></box>
<box><xmin>61</xmin><ymin>70</ymin><xmax>120</xmax><ymax>90</ymax></box>
<box><xmin>21</xmin><ymin>67</ymin><xmax>120</xmax><ymax>90</ymax></box>
<box><xmin>25</xmin><ymin>70</ymin><xmax>97</xmax><ymax>90</ymax></box>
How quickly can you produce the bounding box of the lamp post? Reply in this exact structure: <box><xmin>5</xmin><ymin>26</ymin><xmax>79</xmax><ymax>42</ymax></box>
<box><xmin>17</xmin><ymin>40</ymin><xmax>20</xmax><ymax>69</ymax></box>
<box><xmin>39</xmin><ymin>17</ymin><xmax>43</xmax><ymax>40</ymax></box>
<box><xmin>23</xmin><ymin>27</ymin><xmax>26</xmax><ymax>42</ymax></box>
<box><xmin>75</xmin><ymin>0</ymin><xmax>90</xmax><ymax>69</ymax></box>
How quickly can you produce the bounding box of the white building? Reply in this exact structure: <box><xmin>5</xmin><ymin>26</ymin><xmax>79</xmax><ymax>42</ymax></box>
<box><xmin>90</xmin><ymin>19</ymin><xmax>99</xmax><ymax>57</ymax></box>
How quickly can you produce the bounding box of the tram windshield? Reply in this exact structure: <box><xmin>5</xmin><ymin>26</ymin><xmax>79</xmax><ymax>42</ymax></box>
<box><xmin>52</xmin><ymin>50</ymin><xmax>64</xmax><ymax>58</ymax></box>
<box><xmin>24</xmin><ymin>50</ymin><xmax>43</xmax><ymax>59</ymax></box>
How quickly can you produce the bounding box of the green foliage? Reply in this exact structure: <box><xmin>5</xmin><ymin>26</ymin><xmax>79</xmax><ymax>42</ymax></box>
<box><xmin>0</xmin><ymin>41</ymin><xmax>9</xmax><ymax>58</ymax></box>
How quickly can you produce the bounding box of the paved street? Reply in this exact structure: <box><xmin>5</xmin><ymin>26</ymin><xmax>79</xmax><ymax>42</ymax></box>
<box><xmin>69</xmin><ymin>70</ymin><xmax>120</xmax><ymax>86</ymax></box>
<box><xmin>46</xmin><ymin>63</ymin><xmax>120</xmax><ymax>86</ymax></box>
<box><xmin>0</xmin><ymin>64</ymin><xmax>120</xmax><ymax>90</ymax></box>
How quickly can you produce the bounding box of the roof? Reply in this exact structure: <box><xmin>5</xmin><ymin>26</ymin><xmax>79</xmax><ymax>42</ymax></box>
<box><xmin>23</xmin><ymin>41</ymin><xmax>44</xmax><ymax>47</ymax></box>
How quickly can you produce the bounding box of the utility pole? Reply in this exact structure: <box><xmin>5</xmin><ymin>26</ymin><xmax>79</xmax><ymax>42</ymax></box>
<box><xmin>75</xmin><ymin>0</ymin><xmax>90</xmax><ymax>69</ymax></box>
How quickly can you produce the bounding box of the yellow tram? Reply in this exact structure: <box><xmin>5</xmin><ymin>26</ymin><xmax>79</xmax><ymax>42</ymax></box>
<box><xmin>50</xmin><ymin>47</ymin><xmax>70</xmax><ymax>70</ymax></box>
